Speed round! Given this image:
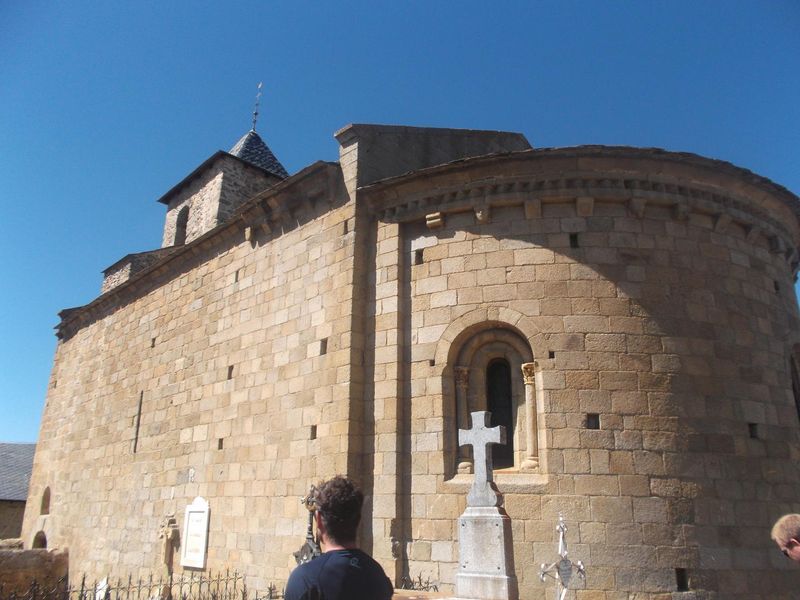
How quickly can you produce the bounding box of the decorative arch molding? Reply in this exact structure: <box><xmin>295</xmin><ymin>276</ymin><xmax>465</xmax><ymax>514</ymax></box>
<box><xmin>434</xmin><ymin>306</ymin><xmax>545</xmax><ymax>372</ymax></box>
<box><xmin>439</xmin><ymin>310</ymin><xmax>542</xmax><ymax>476</ymax></box>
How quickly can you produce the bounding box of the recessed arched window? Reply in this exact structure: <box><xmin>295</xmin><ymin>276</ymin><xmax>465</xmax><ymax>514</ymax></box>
<box><xmin>447</xmin><ymin>324</ymin><xmax>539</xmax><ymax>476</ymax></box>
<box><xmin>174</xmin><ymin>205</ymin><xmax>190</xmax><ymax>246</ymax></box>
<box><xmin>486</xmin><ymin>359</ymin><xmax>514</xmax><ymax>468</ymax></box>
<box><xmin>40</xmin><ymin>487</ymin><xmax>50</xmax><ymax>515</ymax></box>
<box><xmin>32</xmin><ymin>531</ymin><xmax>47</xmax><ymax>549</ymax></box>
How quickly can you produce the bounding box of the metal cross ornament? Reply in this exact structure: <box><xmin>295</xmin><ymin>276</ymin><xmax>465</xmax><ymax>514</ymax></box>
<box><xmin>293</xmin><ymin>486</ymin><xmax>322</xmax><ymax>565</ymax></box>
<box><xmin>538</xmin><ymin>514</ymin><xmax>586</xmax><ymax>600</ymax></box>
<box><xmin>251</xmin><ymin>82</ymin><xmax>263</xmax><ymax>132</ymax></box>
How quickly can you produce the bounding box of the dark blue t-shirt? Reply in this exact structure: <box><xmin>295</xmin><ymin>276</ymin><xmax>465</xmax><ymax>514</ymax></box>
<box><xmin>284</xmin><ymin>549</ymin><xmax>393</xmax><ymax>600</ymax></box>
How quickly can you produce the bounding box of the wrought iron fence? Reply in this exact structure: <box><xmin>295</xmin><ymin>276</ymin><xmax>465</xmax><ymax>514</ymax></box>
<box><xmin>0</xmin><ymin>570</ymin><xmax>283</xmax><ymax>600</ymax></box>
<box><xmin>397</xmin><ymin>573</ymin><xmax>439</xmax><ymax>592</ymax></box>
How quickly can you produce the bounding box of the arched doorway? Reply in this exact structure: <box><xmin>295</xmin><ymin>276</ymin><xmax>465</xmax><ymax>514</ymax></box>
<box><xmin>32</xmin><ymin>531</ymin><xmax>47</xmax><ymax>549</ymax></box>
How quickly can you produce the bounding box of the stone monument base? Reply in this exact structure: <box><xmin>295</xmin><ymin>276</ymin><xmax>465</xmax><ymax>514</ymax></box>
<box><xmin>456</xmin><ymin>506</ymin><xmax>518</xmax><ymax>600</ymax></box>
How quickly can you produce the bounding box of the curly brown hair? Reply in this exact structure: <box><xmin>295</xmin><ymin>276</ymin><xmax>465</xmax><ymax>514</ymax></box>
<box><xmin>315</xmin><ymin>476</ymin><xmax>364</xmax><ymax>545</ymax></box>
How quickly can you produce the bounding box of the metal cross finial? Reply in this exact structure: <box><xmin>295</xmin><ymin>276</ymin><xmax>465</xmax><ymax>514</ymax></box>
<box><xmin>293</xmin><ymin>486</ymin><xmax>321</xmax><ymax>565</ymax></box>
<box><xmin>539</xmin><ymin>514</ymin><xmax>586</xmax><ymax>600</ymax></box>
<box><xmin>251</xmin><ymin>82</ymin><xmax>263</xmax><ymax>131</ymax></box>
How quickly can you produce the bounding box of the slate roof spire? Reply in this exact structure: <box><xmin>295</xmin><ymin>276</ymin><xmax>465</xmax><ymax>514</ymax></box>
<box><xmin>229</xmin><ymin>130</ymin><xmax>289</xmax><ymax>180</ymax></box>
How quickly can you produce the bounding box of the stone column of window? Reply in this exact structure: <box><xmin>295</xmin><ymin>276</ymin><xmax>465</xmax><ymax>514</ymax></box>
<box><xmin>455</xmin><ymin>366</ymin><xmax>473</xmax><ymax>473</ymax></box>
<box><xmin>520</xmin><ymin>361</ymin><xmax>539</xmax><ymax>470</ymax></box>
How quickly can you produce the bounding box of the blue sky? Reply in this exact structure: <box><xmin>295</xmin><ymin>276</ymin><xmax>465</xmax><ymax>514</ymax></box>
<box><xmin>1</xmin><ymin>1</ymin><xmax>798</xmax><ymax>442</ymax></box>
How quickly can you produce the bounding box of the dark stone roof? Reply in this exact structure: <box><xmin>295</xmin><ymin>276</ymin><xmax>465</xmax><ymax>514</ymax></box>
<box><xmin>102</xmin><ymin>247</ymin><xmax>178</xmax><ymax>275</ymax></box>
<box><xmin>0</xmin><ymin>443</ymin><xmax>35</xmax><ymax>501</ymax></box>
<box><xmin>229</xmin><ymin>130</ymin><xmax>289</xmax><ymax>179</ymax></box>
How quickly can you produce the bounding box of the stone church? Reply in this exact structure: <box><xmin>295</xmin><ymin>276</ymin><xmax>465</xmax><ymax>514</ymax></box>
<box><xmin>22</xmin><ymin>121</ymin><xmax>800</xmax><ymax>598</ymax></box>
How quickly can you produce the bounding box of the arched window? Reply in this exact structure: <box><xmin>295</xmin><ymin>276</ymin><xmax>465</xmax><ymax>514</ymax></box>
<box><xmin>174</xmin><ymin>205</ymin><xmax>189</xmax><ymax>246</ymax></box>
<box><xmin>40</xmin><ymin>487</ymin><xmax>50</xmax><ymax>515</ymax></box>
<box><xmin>32</xmin><ymin>531</ymin><xmax>47</xmax><ymax>549</ymax></box>
<box><xmin>449</xmin><ymin>325</ymin><xmax>538</xmax><ymax>475</ymax></box>
<box><xmin>487</xmin><ymin>359</ymin><xmax>514</xmax><ymax>468</ymax></box>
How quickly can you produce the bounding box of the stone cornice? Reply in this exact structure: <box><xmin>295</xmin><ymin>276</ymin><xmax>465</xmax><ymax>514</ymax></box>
<box><xmin>361</xmin><ymin>145</ymin><xmax>800</xmax><ymax>214</ymax></box>
<box><xmin>371</xmin><ymin>172</ymin><xmax>793</xmax><ymax>236</ymax></box>
<box><xmin>362</xmin><ymin>152</ymin><xmax>800</xmax><ymax>268</ymax></box>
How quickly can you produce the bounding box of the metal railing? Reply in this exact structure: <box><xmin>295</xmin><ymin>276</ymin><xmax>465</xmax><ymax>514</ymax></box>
<box><xmin>397</xmin><ymin>573</ymin><xmax>439</xmax><ymax>592</ymax></box>
<box><xmin>0</xmin><ymin>571</ymin><xmax>283</xmax><ymax>600</ymax></box>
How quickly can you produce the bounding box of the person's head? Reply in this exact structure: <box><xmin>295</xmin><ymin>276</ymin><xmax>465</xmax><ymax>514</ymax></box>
<box><xmin>314</xmin><ymin>476</ymin><xmax>364</xmax><ymax>547</ymax></box>
<box><xmin>771</xmin><ymin>514</ymin><xmax>800</xmax><ymax>562</ymax></box>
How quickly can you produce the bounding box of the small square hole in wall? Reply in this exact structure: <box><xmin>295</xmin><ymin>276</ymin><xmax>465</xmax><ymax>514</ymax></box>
<box><xmin>675</xmin><ymin>568</ymin><xmax>689</xmax><ymax>592</ymax></box>
<box><xmin>586</xmin><ymin>413</ymin><xmax>600</xmax><ymax>430</ymax></box>
<box><xmin>227</xmin><ymin>365</ymin><xmax>234</xmax><ymax>380</ymax></box>
<box><xmin>217</xmin><ymin>438</ymin><xmax>224</xmax><ymax>450</ymax></box>
<box><xmin>310</xmin><ymin>425</ymin><xmax>317</xmax><ymax>440</ymax></box>
<box><xmin>414</xmin><ymin>249</ymin><xmax>424</xmax><ymax>265</ymax></box>
<box><xmin>151</xmin><ymin>337</ymin><xmax>156</xmax><ymax>348</ymax></box>
<box><xmin>748</xmin><ymin>423</ymin><xmax>759</xmax><ymax>439</ymax></box>
<box><xmin>342</xmin><ymin>220</ymin><xmax>349</xmax><ymax>235</ymax></box>
<box><xmin>429</xmin><ymin>359</ymin><xmax>436</xmax><ymax>367</ymax></box>
<box><xmin>548</xmin><ymin>350</ymin><xmax>555</xmax><ymax>359</ymax></box>
<box><xmin>774</xmin><ymin>280</ymin><xmax>780</xmax><ymax>293</ymax></box>
<box><xmin>569</xmin><ymin>233</ymin><xmax>580</xmax><ymax>248</ymax></box>
<box><xmin>234</xmin><ymin>269</ymin><xmax>240</xmax><ymax>283</ymax></box>
<box><xmin>320</xmin><ymin>338</ymin><xmax>328</xmax><ymax>356</ymax></box>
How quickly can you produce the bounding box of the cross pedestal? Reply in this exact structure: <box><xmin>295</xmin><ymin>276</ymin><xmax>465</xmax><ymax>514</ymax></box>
<box><xmin>456</xmin><ymin>411</ymin><xmax>518</xmax><ymax>600</ymax></box>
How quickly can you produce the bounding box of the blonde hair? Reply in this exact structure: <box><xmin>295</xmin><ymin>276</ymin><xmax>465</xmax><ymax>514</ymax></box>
<box><xmin>771</xmin><ymin>514</ymin><xmax>800</xmax><ymax>545</ymax></box>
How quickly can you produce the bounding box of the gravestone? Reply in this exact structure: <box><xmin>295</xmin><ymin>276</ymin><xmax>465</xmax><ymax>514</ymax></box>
<box><xmin>456</xmin><ymin>411</ymin><xmax>518</xmax><ymax>600</ymax></box>
<box><xmin>180</xmin><ymin>497</ymin><xmax>210</xmax><ymax>569</ymax></box>
<box><xmin>158</xmin><ymin>513</ymin><xmax>180</xmax><ymax>574</ymax></box>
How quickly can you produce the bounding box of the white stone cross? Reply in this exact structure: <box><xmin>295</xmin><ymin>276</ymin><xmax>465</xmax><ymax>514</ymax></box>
<box><xmin>459</xmin><ymin>410</ymin><xmax>506</xmax><ymax>507</ymax></box>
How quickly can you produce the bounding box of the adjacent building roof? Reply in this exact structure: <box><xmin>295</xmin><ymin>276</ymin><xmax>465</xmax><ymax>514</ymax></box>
<box><xmin>229</xmin><ymin>129</ymin><xmax>289</xmax><ymax>179</ymax></box>
<box><xmin>0</xmin><ymin>443</ymin><xmax>36</xmax><ymax>502</ymax></box>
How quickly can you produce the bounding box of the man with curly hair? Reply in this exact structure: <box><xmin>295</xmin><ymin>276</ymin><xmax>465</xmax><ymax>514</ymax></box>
<box><xmin>771</xmin><ymin>514</ymin><xmax>800</xmax><ymax>562</ymax></box>
<box><xmin>285</xmin><ymin>476</ymin><xmax>393</xmax><ymax>600</ymax></box>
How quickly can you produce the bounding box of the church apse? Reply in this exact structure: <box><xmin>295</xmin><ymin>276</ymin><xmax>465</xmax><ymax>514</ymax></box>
<box><xmin>23</xmin><ymin>122</ymin><xmax>800</xmax><ymax>598</ymax></box>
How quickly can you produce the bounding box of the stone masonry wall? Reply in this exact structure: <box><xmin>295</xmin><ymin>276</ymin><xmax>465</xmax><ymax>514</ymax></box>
<box><xmin>162</xmin><ymin>170</ymin><xmax>223</xmax><ymax>247</ymax></box>
<box><xmin>0</xmin><ymin>500</ymin><xmax>26</xmax><ymax>538</ymax></box>
<box><xmin>363</xmin><ymin>151</ymin><xmax>800</xmax><ymax>599</ymax></box>
<box><xmin>24</xmin><ymin>176</ymin><xmax>355</xmax><ymax>588</ymax></box>
<box><xmin>161</xmin><ymin>156</ymin><xmax>276</xmax><ymax>249</ymax></box>
<box><xmin>101</xmin><ymin>261</ymin><xmax>132</xmax><ymax>295</ymax></box>
<box><xmin>0</xmin><ymin>548</ymin><xmax>68</xmax><ymax>593</ymax></box>
<box><xmin>23</xmin><ymin>128</ymin><xmax>800</xmax><ymax>599</ymax></box>
<box><xmin>216</xmin><ymin>160</ymin><xmax>276</xmax><ymax>225</ymax></box>
<box><xmin>101</xmin><ymin>249</ymin><xmax>178</xmax><ymax>294</ymax></box>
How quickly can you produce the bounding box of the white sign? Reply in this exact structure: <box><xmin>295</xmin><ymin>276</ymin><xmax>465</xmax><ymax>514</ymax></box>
<box><xmin>180</xmin><ymin>496</ymin><xmax>210</xmax><ymax>569</ymax></box>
